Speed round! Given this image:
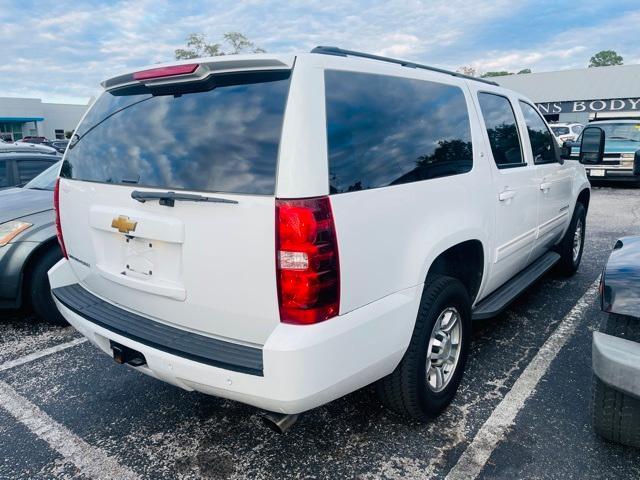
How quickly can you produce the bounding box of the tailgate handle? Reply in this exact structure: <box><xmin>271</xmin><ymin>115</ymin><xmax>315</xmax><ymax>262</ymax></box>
<box><xmin>131</xmin><ymin>190</ymin><xmax>238</xmax><ymax>207</ymax></box>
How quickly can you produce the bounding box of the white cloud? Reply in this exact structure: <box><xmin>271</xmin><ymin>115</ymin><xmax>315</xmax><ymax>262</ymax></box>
<box><xmin>0</xmin><ymin>0</ymin><xmax>638</xmax><ymax>102</ymax></box>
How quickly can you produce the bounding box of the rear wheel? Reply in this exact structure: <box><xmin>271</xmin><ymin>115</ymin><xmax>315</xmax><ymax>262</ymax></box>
<box><xmin>376</xmin><ymin>275</ymin><xmax>471</xmax><ymax>421</ymax></box>
<box><xmin>27</xmin><ymin>246</ymin><xmax>67</xmax><ymax>325</ymax></box>
<box><xmin>556</xmin><ymin>202</ymin><xmax>586</xmax><ymax>276</ymax></box>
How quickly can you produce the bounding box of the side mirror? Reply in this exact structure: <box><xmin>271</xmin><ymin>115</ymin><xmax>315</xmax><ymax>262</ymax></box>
<box><xmin>579</xmin><ymin>126</ymin><xmax>605</xmax><ymax>164</ymax></box>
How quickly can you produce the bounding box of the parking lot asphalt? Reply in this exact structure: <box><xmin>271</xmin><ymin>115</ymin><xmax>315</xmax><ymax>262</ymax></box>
<box><xmin>1</xmin><ymin>185</ymin><xmax>640</xmax><ymax>480</ymax></box>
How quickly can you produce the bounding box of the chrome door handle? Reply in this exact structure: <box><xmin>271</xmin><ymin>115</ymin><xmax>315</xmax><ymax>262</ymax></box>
<box><xmin>540</xmin><ymin>182</ymin><xmax>552</xmax><ymax>191</ymax></box>
<box><xmin>498</xmin><ymin>190</ymin><xmax>516</xmax><ymax>201</ymax></box>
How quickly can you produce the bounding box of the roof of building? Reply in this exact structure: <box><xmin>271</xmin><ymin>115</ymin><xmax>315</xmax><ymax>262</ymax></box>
<box><xmin>496</xmin><ymin>64</ymin><xmax>640</xmax><ymax>103</ymax></box>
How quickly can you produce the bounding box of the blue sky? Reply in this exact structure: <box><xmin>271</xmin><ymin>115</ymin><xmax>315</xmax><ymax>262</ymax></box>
<box><xmin>1</xmin><ymin>0</ymin><xmax>639</xmax><ymax>104</ymax></box>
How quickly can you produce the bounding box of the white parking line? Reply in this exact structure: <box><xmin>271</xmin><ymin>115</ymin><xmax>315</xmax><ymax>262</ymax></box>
<box><xmin>445</xmin><ymin>278</ymin><xmax>600</xmax><ymax>480</ymax></box>
<box><xmin>0</xmin><ymin>380</ymin><xmax>140</xmax><ymax>480</ymax></box>
<box><xmin>0</xmin><ymin>337</ymin><xmax>87</xmax><ymax>373</ymax></box>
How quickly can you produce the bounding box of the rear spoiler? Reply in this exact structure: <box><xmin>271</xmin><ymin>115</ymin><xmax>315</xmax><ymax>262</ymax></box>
<box><xmin>101</xmin><ymin>55</ymin><xmax>294</xmax><ymax>90</ymax></box>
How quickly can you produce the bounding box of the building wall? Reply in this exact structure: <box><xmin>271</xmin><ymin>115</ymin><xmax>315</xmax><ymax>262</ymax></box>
<box><xmin>40</xmin><ymin>102</ymin><xmax>88</xmax><ymax>139</ymax></box>
<box><xmin>496</xmin><ymin>64</ymin><xmax>640</xmax><ymax>124</ymax></box>
<box><xmin>0</xmin><ymin>96</ymin><xmax>89</xmax><ymax>140</ymax></box>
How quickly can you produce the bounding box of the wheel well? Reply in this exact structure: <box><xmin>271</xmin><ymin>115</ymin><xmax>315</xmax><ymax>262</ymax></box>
<box><xmin>577</xmin><ymin>189</ymin><xmax>590</xmax><ymax>212</ymax></box>
<box><xmin>426</xmin><ymin>240</ymin><xmax>484</xmax><ymax>302</ymax></box>
<box><xmin>20</xmin><ymin>238</ymin><xmax>60</xmax><ymax>302</ymax></box>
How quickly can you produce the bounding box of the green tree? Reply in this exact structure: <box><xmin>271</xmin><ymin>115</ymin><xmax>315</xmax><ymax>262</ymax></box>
<box><xmin>175</xmin><ymin>32</ymin><xmax>265</xmax><ymax>59</ymax></box>
<box><xmin>480</xmin><ymin>71</ymin><xmax>513</xmax><ymax>78</ymax></box>
<box><xmin>589</xmin><ymin>50</ymin><xmax>623</xmax><ymax>67</ymax></box>
<box><xmin>517</xmin><ymin>68</ymin><xmax>531</xmax><ymax>74</ymax></box>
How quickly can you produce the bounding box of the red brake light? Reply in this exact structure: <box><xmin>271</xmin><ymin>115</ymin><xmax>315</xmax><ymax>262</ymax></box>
<box><xmin>53</xmin><ymin>178</ymin><xmax>68</xmax><ymax>259</ymax></box>
<box><xmin>132</xmin><ymin>63</ymin><xmax>199</xmax><ymax>81</ymax></box>
<box><xmin>276</xmin><ymin>196</ymin><xmax>340</xmax><ymax>325</ymax></box>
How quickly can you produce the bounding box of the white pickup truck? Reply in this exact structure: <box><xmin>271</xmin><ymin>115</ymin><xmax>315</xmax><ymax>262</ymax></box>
<box><xmin>48</xmin><ymin>47</ymin><xmax>600</xmax><ymax>429</ymax></box>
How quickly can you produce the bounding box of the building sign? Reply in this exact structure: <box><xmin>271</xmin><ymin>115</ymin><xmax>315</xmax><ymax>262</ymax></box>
<box><xmin>536</xmin><ymin>98</ymin><xmax>640</xmax><ymax>115</ymax></box>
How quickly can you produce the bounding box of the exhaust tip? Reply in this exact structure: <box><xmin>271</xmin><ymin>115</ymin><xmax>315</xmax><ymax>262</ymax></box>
<box><xmin>262</xmin><ymin>412</ymin><xmax>300</xmax><ymax>433</ymax></box>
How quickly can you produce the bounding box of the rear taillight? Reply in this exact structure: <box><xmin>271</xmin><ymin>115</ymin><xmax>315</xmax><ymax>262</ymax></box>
<box><xmin>53</xmin><ymin>178</ymin><xmax>68</xmax><ymax>259</ymax></box>
<box><xmin>276</xmin><ymin>196</ymin><xmax>340</xmax><ymax>325</ymax></box>
<box><xmin>132</xmin><ymin>63</ymin><xmax>199</xmax><ymax>81</ymax></box>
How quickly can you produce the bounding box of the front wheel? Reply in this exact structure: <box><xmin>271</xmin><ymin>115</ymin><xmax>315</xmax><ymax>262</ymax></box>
<box><xmin>27</xmin><ymin>246</ymin><xmax>67</xmax><ymax>325</ymax></box>
<box><xmin>376</xmin><ymin>275</ymin><xmax>471</xmax><ymax>421</ymax></box>
<box><xmin>556</xmin><ymin>202</ymin><xmax>586</xmax><ymax>276</ymax></box>
<box><xmin>592</xmin><ymin>375</ymin><xmax>640</xmax><ymax>448</ymax></box>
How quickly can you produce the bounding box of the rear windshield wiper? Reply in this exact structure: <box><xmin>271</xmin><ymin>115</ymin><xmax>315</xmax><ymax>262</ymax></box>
<box><xmin>131</xmin><ymin>190</ymin><xmax>238</xmax><ymax>207</ymax></box>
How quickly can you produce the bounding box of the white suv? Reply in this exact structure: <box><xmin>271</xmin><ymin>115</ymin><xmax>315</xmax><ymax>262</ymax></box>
<box><xmin>550</xmin><ymin>122</ymin><xmax>584</xmax><ymax>143</ymax></box>
<box><xmin>49</xmin><ymin>47</ymin><xmax>593</xmax><ymax>425</ymax></box>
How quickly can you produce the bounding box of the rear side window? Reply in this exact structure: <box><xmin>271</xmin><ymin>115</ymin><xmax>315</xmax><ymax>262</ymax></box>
<box><xmin>477</xmin><ymin>93</ymin><xmax>524</xmax><ymax>168</ymax></box>
<box><xmin>62</xmin><ymin>71</ymin><xmax>291</xmax><ymax>195</ymax></box>
<box><xmin>17</xmin><ymin>159</ymin><xmax>54</xmax><ymax>184</ymax></box>
<box><xmin>519</xmin><ymin>101</ymin><xmax>558</xmax><ymax>164</ymax></box>
<box><xmin>325</xmin><ymin>70</ymin><xmax>472</xmax><ymax>194</ymax></box>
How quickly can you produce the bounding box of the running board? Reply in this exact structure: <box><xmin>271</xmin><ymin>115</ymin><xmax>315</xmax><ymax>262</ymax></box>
<box><xmin>472</xmin><ymin>251</ymin><xmax>561</xmax><ymax>320</ymax></box>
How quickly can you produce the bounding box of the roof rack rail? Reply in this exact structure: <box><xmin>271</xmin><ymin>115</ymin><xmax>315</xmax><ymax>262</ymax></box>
<box><xmin>310</xmin><ymin>46</ymin><xmax>499</xmax><ymax>86</ymax></box>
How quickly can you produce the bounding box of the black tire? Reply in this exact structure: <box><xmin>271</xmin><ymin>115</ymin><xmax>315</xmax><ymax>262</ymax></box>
<box><xmin>592</xmin><ymin>375</ymin><xmax>640</xmax><ymax>448</ymax></box>
<box><xmin>376</xmin><ymin>275</ymin><xmax>471</xmax><ymax>422</ymax></box>
<box><xmin>591</xmin><ymin>313</ymin><xmax>640</xmax><ymax>448</ymax></box>
<box><xmin>556</xmin><ymin>202</ymin><xmax>586</xmax><ymax>276</ymax></box>
<box><xmin>27</xmin><ymin>246</ymin><xmax>67</xmax><ymax>325</ymax></box>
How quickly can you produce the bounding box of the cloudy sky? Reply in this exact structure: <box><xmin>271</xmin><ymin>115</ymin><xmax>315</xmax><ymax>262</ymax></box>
<box><xmin>1</xmin><ymin>0</ymin><xmax>639</xmax><ymax>104</ymax></box>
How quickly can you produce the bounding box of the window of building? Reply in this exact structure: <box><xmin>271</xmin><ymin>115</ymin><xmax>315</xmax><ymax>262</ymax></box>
<box><xmin>55</xmin><ymin>129</ymin><xmax>65</xmax><ymax>139</ymax></box>
<box><xmin>0</xmin><ymin>122</ymin><xmax>24</xmax><ymax>141</ymax></box>
<box><xmin>325</xmin><ymin>70</ymin><xmax>473</xmax><ymax>194</ymax></box>
<box><xmin>519</xmin><ymin>101</ymin><xmax>558</xmax><ymax>164</ymax></box>
<box><xmin>477</xmin><ymin>93</ymin><xmax>525</xmax><ymax>168</ymax></box>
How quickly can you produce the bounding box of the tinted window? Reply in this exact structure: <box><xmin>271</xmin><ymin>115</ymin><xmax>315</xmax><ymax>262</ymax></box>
<box><xmin>62</xmin><ymin>71</ymin><xmax>291</xmax><ymax>195</ymax></box>
<box><xmin>519</xmin><ymin>101</ymin><xmax>557</xmax><ymax>164</ymax></box>
<box><xmin>24</xmin><ymin>161</ymin><xmax>61</xmax><ymax>190</ymax></box>
<box><xmin>578</xmin><ymin>122</ymin><xmax>640</xmax><ymax>143</ymax></box>
<box><xmin>0</xmin><ymin>161</ymin><xmax>7</xmax><ymax>187</ymax></box>
<box><xmin>477</xmin><ymin>93</ymin><xmax>524</xmax><ymax>168</ymax></box>
<box><xmin>551</xmin><ymin>126</ymin><xmax>569</xmax><ymax>136</ymax></box>
<box><xmin>17</xmin><ymin>159</ymin><xmax>55</xmax><ymax>184</ymax></box>
<box><xmin>325</xmin><ymin>70</ymin><xmax>472</xmax><ymax>193</ymax></box>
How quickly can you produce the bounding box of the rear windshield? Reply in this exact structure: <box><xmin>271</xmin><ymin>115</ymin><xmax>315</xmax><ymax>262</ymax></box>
<box><xmin>62</xmin><ymin>70</ymin><xmax>291</xmax><ymax>195</ymax></box>
<box><xmin>551</xmin><ymin>126</ymin><xmax>569</xmax><ymax>135</ymax></box>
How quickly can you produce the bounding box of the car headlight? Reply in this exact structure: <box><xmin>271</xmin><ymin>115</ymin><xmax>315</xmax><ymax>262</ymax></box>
<box><xmin>0</xmin><ymin>221</ymin><xmax>32</xmax><ymax>247</ymax></box>
<box><xmin>621</xmin><ymin>153</ymin><xmax>635</xmax><ymax>159</ymax></box>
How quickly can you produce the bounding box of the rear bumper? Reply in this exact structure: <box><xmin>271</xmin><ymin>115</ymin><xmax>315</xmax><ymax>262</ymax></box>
<box><xmin>49</xmin><ymin>259</ymin><xmax>421</xmax><ymax>413</ymax></box>
<box><xmin>592</xmin><ymin>332</ymin><xmax>640</xmax><ymax>400</ymax></box>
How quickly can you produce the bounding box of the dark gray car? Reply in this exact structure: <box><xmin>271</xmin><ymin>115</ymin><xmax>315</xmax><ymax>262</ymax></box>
<box><xmin>0</xmin><ymin>152</ymin><xmax>60</xmax><ymax>190</ymax></box>
<box><xmin>0</xmin><ymin>161</ymin><xmax>65</xmax><ymax>324</ymax></box>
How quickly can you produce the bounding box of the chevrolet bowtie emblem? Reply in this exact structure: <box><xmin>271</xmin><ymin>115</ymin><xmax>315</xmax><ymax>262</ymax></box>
<box><xmin>111</xmin><ymin>215</ymin><xmax>137</xmax><ymax>234</ymax></box>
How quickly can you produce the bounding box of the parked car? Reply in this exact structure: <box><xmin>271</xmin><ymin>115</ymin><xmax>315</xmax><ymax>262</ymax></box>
<box><xmin>48</xmin><ymin>48</ymin><xmax>600</xmax><ymax>429</ymax></box>
<box><xmin>46</xmin><ymin>140</ymin><xmax>69</xmax><ymax>154</ymax></box>
<box><xmin>570</xmin><ymin>120</ymin><xmax>640</xmax><ymax>183</ymax></box>
<box><xmin>550</xmin><ymin>122</ymin><xmax>583</xmax><ymax>143</ymax></box>
<box><xmin>18</xmin><ymin>136</ymin><xmax>49</xmax><ymax>144</ymax></box>
<box><xmin>0</xmin><ymin>161</ymin><xmax>65</xmax><ymax>324</ymax></box>
<box><xmin>0</xmin><ymin>141</ymin><xmax>59</xmax><ymax>156</ymax></box>
<box><xmin>592</xmin><ymin>236</ymin><xmax>640</xmax><ymax>448</ymax></box>
<box><xmin>0</xmin><ymin>153</ymin><xmax>60</xmax><ymax>190</ymax></box>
